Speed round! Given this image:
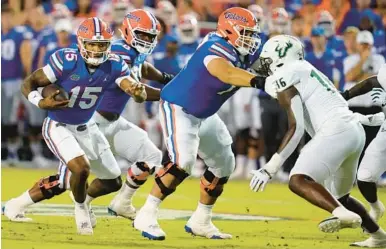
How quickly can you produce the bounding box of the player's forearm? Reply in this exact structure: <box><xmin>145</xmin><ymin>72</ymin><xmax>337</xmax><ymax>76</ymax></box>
<box><xmin>144</xmin><ymin>85</ymin><xmax>161</xmax><ymax>101</ymax></box>
<box><xmin>142</xmin><ymin>62</ymin><xmax>162</xmax><ymax>81</ymax></box>
<box><xmin>223</xmin><ymin>67</ymin><xmax>256</xmax><ymax>87</ymax></box>
<box><xmin>277</xmin><ymin>96</ymin><xmax>304</xmax><ymax>160</ymax></box>
<box><xmin>342</xmin><ymin>75</ymin><xmax>380</xmax><ymax>100</ymax></box>
<box><xmin>265</xmin><ymin>95</ymin><xmax>304</xmax><ymax>175</ymax></box>
<box><xmin>21</xmin><ymin>69</ymin><xmax>50</xmax><ymax>98</ymax></box>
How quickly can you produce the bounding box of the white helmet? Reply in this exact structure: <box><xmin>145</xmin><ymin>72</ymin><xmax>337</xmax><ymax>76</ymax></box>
<box><xmin>177</xmin><ymin>14</ymin><xmax>200</xmax><ymax>44</ymax></box>
<box><xmin>257</xmin><ymin>35</ymin><xmax>304</xmax><ymax>75</ymax></box>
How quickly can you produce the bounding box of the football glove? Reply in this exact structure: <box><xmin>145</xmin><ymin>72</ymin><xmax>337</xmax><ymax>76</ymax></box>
<box><xmin>371</xmin><ymin>88</ymin><xmax>386</xmax><ymax>107</ymax></box>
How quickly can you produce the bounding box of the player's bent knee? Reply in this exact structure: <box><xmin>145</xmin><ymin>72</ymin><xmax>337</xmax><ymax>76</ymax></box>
<box><xmin>200</xmin><ymin>169</ymin><xmax>229</xmax><ymax>197</ymax></box>
<box><xmin>289</xmin><ymin>174</ymin><xmax>315</xmax><ymax>193</ymax></box>
<box><xmin>39</xmin><ymin>175</ymin><xmax>66</xmax><ymax>199</ymax></box>
<box><xmin>357</xmin><ymin>168</ymin><xmax>377</xmax><ymax>182</ymax></box>
<box><xmin>155</xmin><ymin>162</ymin><xmax>189</xmax><ymax>196</ymax></box>
<box><xmin>68</xmin><ymin>157</ymin><xmax>90</xmax><ymax>181</ymax></box>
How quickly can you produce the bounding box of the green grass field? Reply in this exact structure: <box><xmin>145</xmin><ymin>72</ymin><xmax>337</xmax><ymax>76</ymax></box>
<box><xmin>2</xmin><ymin>167</ymin><xmax>386</xmax><ymax>249</ymax></box>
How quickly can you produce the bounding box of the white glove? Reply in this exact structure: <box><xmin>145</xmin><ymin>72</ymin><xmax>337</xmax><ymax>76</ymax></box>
<box><xmin>354</xmin><ymin>112</ymin><xmax>385</xmax><ymax>126</ymax></box>
<box><xmin>371</xmin><ymin>88</ymin><xmax>386</xmax><ymax>107</ymax></box>
<box><xmin>249</xmin><ymin>168</ymin><xmax>272</xmax><ymax>192</ymax></box>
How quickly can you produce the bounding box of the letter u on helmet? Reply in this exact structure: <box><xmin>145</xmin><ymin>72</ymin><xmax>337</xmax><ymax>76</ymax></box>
<box><xmin>217</xmin><ymin>7</ymin><xmax>261</xmax><ymax>56</ymax></box>
<box><xmin>120</xmin><ymin>9</ymin><xmax>161</xmax><ymax>55</ymax></box>
<box><xmin>77</xmin><ymin>17</ymin><xmax>114</xmax><ymax>66</ymax></box>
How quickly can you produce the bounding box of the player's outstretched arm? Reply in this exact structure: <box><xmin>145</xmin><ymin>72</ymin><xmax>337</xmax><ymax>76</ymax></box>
<box><xmin>341</xmin><ymin>75</ymin><xmax>380</xmax><ymax>100</ymax></box>
<box><xmin>116</xmin><ymin>75</ymin><xmax>147</xmax><ymax>103</ymax></box>
<box><xmin>141</xmin><ymin>62</ymin><xmax>174</xmax><ymax>85</ymax></box>
<box><xmin>21</xmin><ymin>68</ymin><xmax>69</xmax><ymax>109</ymax></box>
<box><xmin>205</xmin><ymin>56</ymin><xmax>266</xmax><ymax>89</ymax></box>
<box><xmin>250</xmin><ymin>86</ymin><xmax>304</xmax><ymax>192</ymax></box>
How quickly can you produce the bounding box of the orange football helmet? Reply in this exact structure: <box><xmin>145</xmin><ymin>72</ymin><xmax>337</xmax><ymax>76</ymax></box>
<box><xmin>121</xmin><ymin>9</ymin><xmax>161</xmax><ymax>55</ymax></box>
<box><xmin>77</xmin><ymin>17</ymin><xmax>114</xmax><ymax>66</ymax></box>
<box><xmin>217</xmin><ymin>7</ymin><xmax>261</xmax><ymax>56</ymax></box>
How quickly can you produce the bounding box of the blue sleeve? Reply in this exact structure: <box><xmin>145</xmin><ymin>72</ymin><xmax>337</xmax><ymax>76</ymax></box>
<box><xmin>111</xmin><ymin>43</ymin><xmax>133</xmax><ymax>65</ymax></box>
<box><xmin>113</xmin><ymin>56</ymin><xmax>131</xmax><ymax>78</ymax></box>
<box><xmin>45</xmin><ymin>49</ymin><xmax>66</xmax><ymax>80</ymax></box>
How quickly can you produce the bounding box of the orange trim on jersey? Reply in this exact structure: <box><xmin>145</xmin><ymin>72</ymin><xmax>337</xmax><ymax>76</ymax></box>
<box><xmin>49</xmin><ymin>57</ymin><xmax>62</xmax><ymax>76</ymax></box>
<box><xmin>170</xmin><ymin>104</ymin><xmax>180</xmax><ymax>165</ymax></box>
<box><xmin>64</xmin><ymin>167</ymin><xmax>70</xmax><ymax>189</ymax></box>
<box><xmin>214</xmin><ymin>42</ymin><xmax>233</xmax><ymax>54</ymax></box>
<box><xmin>208</xmin><ymin>49</ymin><xmax>227</xmax><ymax>59</ymax></box>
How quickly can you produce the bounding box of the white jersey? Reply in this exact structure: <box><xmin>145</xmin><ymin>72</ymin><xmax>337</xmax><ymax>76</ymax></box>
<box><xmin>265</xmin><ymin>60</ymin><xmax>354</xmax><ymax>136</ymax></box>
<box><xmin>377</xmin><ymin>63</ymin><xmax>386</xmax><ymax>89</ymax></box>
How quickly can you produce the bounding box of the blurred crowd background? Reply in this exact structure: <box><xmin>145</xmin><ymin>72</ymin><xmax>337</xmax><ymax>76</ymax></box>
<box><xmin>1</xmin><ymin>0</ymin><xmax>386</xmax><ymax>184</ymax></box>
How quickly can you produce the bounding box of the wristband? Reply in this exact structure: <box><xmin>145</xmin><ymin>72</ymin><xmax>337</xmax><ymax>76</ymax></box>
<box><xmin>28</xmin><ymin>90</ymin><xmax>43</xmax><ymax>108</ymax></box>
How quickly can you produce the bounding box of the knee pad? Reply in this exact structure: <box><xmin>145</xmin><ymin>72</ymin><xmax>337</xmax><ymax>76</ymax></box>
<box><xmin>155</xmin><ymin>162</ymin><xmax>189</xmax><ymax>196</ymax></box>
<box><xmin>200</xmin><ymin>169</ymin><xmax>229</xmax><ymax>197</ymax></box>
<box><xmin>127</xmin><ymin>162</ymin><xmax>155</xmax><ymax>188</ymax></box>
<box><xmin>38</xmin><ymin>175</ymin><xmax>66</xmax><ymax>199</ymax></box>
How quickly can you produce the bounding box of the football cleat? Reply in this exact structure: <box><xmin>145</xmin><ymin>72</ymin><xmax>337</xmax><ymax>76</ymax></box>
<box><xmin>350</xmin><ymin>236</ymin><xmax>386</xmax><ymax>248</ymax></box>
<box><xmin>133</xmin><ymin>208</ymin><xmax>166</xmax><ymax>240</ymax></box>
<box><xmin>107</xmin><ymin>196</ymin><xmax>136</xmax><ymax>220</ymax></box>
<box><xmin>319</xmin><ymin>214</ymin><xmax>362</xmax><ymax>233</ymax></box>
<box><xmin>74</xmin><ymin>202</ymin><xmax>93</xmax><ymax>235</ymax></box>
<box><xmin>2</xmin><ymin>199</ymin><xmax>32</xmax><ymax>222</ymax></box>
<box><xmin>69</xmin><ymin>192</ymin><xmax>96</xmax><ymax>228</ymax></box>
<box><xmin>185</xmin><ymin>214</ymin><xmax>232</xmax><ymax>239</ymax></box>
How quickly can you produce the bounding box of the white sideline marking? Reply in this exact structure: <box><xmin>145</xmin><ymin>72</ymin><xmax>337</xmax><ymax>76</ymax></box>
<box><xmin>3</xmin><ymin>203</ymin><xmax>284</xmax><ymax>221</ymax></box>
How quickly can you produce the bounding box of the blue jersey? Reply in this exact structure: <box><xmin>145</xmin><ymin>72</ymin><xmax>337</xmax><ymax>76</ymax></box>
<box><xmin>1</xmin><ymin>26</ymin><xmax>33</xmax><ymax>81</ymax></box>
<box><xmin>43</xmin><ymin>33</ymin><xmax>77</xmax><ymax>65</ymax></box>
<box><xmin>161</xmin><ymin>33</ymin><xmax>254</xmax><ymax>118</ymax></box>
<box><xmin>306</xmin><ymin>50</ymin><xmax>335</xmax><ymax>82</ymax></box>
<box><xmin>96</xmin><ymin>39</ymin><xmax>146</xmax><ymax>115</ymax></box>
<box><xmin>178</xmin><ymin>41</ymin><xmax>199</xmax><ymax>68</ymax></box>
<box><xmin>45</xmin><ymin>48</ymin><xmax>131</xmax><ymax>124</ymax></box>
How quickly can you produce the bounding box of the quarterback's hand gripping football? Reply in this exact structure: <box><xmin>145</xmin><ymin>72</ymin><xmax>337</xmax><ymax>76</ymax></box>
<box><xmin>371</xmin><ymin>88</ymin><xmax>386</xmax><ymax>107</ymax></box>
<box><xmin>38</xmin><ymin>90</ymin><xmax>69</xmax><ymax>110</ymax></box>
<box><xmin>126</xmin><ymin>82</ymin><xmax>147</xmax><ymax>103</ymax></box>
<box><xmin>249</xmin><ymin>168</ymin><xmax>272</xmax><ymax>192</ymax></box>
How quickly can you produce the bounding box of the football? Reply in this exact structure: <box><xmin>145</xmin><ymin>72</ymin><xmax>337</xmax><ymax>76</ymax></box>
<box><xmin>41</xmin><ymin>84</ymin><xmax>69</xmax><ymax>101</ymax></box>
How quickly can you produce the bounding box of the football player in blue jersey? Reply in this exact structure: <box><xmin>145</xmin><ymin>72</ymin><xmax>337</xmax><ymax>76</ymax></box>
<box><xmin>1</xmin><ymin>4</ymin><xmax>34</xmax><ymax>165</ymax></box>
<box><xmin>133</xmin><ymin>7</ymin><xmax>266</xmax><ymax>240</ymax></box>
<box><xmin>3</xmin><ymin>17</ymin><xmax>153</xmax><ymax>235</ymax></box>
<box><xmin>93</xmin><ymin>9</ymin><xmax>174</xmax><ymax>219</ymax></box>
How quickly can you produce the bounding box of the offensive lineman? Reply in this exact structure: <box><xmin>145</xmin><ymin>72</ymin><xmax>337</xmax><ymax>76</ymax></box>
<box><xmin>133</xmin><ymin>7</ymin><xmax>266</xmax><ymax>240</ymax></box>
<box><xmin>3</xmin><ymin>17</ymin><xmax>150</xmax><ymax>235</ymax></box>
<box><xmin>249</xmin><ymin>35</ymin><xmax>386</xmax><ymax>247</ymax></box>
